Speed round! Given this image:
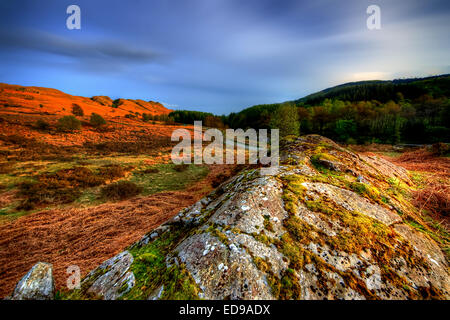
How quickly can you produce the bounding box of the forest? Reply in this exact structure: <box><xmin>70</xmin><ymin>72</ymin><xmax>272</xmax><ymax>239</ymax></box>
<box><xmin>168</xmin><ymin>75</ymin><xmax>449</xmax><ymax>144</ymax></box>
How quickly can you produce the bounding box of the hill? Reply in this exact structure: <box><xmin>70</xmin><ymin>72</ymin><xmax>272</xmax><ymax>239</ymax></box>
<box><xmin>224</xmin><ymin>75</ymin><xmax>450</xmax><ymax>144</ymax></box>
<box><xmin>0</xmin><ymin>83</ymin><xmax>171</xmax><ymax>119</ymax></box>
<box><xmin>296</xmin><ymin>74</ymin><xmax>450</xmax><ymax>105</ymax></box>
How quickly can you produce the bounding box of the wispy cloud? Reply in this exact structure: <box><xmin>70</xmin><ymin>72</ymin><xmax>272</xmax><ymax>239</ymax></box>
<box><xmin>0</xmin><ymin>28</ymin><xmax>167</xmax><ymax>68</ymax></box>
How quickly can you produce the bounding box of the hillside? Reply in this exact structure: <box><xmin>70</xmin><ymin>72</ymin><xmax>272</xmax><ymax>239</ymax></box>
<box><xmin>9</xmin><ymin>135</ymin><xmax>449</xmax><ymax>300</ymax></box>
<box><xmin>0</xmin><ymin>83</ymin><xmax>242</xmax><ymax>299</ymax></box>
<box><xmin>224</xmin><ymin>75</ymin><xmax>450</xmax><ymax>144</ymax></box>
<box><xmin>0</xmin><ymin>83</ymin><xmax>171</xmax><ymax>119</ymax></box>
<box><xmin>296</xmin><ymin>74</ymin><xmax>450</xmax><ymax>105</ymax></box>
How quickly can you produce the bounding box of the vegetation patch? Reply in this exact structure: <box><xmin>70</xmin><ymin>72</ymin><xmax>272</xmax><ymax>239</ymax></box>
<box><xmin>34</xmin><ymin>119</ymin><xmax>50</xmax><ymax>131</ymax></box>
<box><xmin>129</xmin><ymin>163</ymin><xmax>208</xmax><ymax>196</ymax></box>
<box><xmin>100</xmin><ymin>181</ymin><xmax>143</xmax><ymax>200</ymax></box>
<box><xmin>16</xmin><ymin>164</ymin><xmax>131</xmax><ymax>210</ymax></box>
<box><xmin>89</xmin><ymin>113</ymin><xmax>106</xmax><ymax>128</ymax></box>
<box><xmin>57</xmin><ymin>115</ymin><xmax>81</xmax><ymax>132</ymax></box>
<box><xmin>350</xmin><ymin>182</ymin><xmax>381</xmax><ymax>203</ymax></box>
<box><xmin>71</xmin><ymin>104</ymin><xmax>84</xmax><ymax>116</ymax></box>
<box><xmin>123</xmin><ymin>227</ymin><xmax>199</xmax><ymax>300</ymax></box>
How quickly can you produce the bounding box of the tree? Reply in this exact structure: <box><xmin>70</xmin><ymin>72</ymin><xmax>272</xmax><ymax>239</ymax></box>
<box><xmin>142</xmin><ymin>113</ymin><xmax>151</xmax><ymax>122</ymax></box>
<box><xmin>334</xmin><ymin>119</ymin><xmax>356</xmax><ymax>142</ymax></box>
<box><xmin>57</xmin><ymin>115</ymin><xmax>81</xmax><ymax>132</ymax></box>
<box><xmin>311</xmin><ymin>106</ymin><xmax>330</xmax><ymax>134</ymax></box>
<box><xmin>90</xmin><ymin>113</ymin><xmax>106</xmax><ymax>127</ymax></box>
<box><xmin>35</xmin><ymin>119</ymin><xmax>50</xmax><ymax>131</ymax></box>
<box><xmin>204</xmin><ymin>115</ymin><xmax>225</xmax><ymax>128</ymax></box>
<box><xmin>270</xmin><ymin>103</ymin><xmax>300</xmax><ymax>137</ymax></box>
<box><xmin>71</xmin><ymin>104</ymin><xmax>84</xmax><ymax>116</ymax></box>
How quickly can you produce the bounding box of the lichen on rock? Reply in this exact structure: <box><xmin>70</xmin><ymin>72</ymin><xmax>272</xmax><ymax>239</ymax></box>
<box><xmin>10</xmin><ymin>262</ymin><xmax>54</xmax><ymax>300</ymax></box>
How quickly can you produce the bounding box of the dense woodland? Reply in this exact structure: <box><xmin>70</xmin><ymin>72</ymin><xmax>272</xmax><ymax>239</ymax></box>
<box><xmin>165</xmin><ymin>75</ymin><xmax>450</xmax><ymax>144</ymax></box>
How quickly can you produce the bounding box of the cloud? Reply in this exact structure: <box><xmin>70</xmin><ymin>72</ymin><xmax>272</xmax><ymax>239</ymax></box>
<box><xmin>0</xmin><ymin>28</ymin><xmax>166</xmax><ymax>66</ymax></box>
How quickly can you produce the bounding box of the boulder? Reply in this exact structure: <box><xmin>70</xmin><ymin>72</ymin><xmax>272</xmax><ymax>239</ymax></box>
<box><xmin>10</xmin><ymin>262</ymin><xmax>54</xmax><ymax>300</ymax></box>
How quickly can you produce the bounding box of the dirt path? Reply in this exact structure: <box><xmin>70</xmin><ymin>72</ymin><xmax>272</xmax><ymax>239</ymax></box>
<box><xmin>0</xmin><ymin>164</ymin><xmax>237</xmax><ymax>298</ymax></box>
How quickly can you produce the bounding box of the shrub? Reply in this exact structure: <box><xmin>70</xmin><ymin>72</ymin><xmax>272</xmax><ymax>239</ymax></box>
<box><xmin>90</xmin><ymin>113</ymin><xmax>107</xmax><ymax>127</ymax></box>
<box><xmin>97</xmin><ymin>164</ymin><xmax>128</xmax><ymax>180</ymax></box>
<box><xmin>57</xmin><ymin>115</ymin><xmax>81</xmax><ymax>132</ymax></box>
<box><xmin>431</xmin><ymin>142</ymin><xmax>450</xmax><ymax>156</ymax></box>
<box><xmin>142</xmin><ymin>167</ymin><xmax>159</xmax><ymax>174</ymax></box>
<box><xmin>173</xmin><ymin>164</ymin><xmax>189</xmax><ymax>172</ymax></box>
<box><xmin>0</xmin><ymin>162</ymin><xmax>15</xmax><ymax>174</ymax></box>
<box><xmin>100</xmin><ymin>181</ymin><xmax>142</xmax><ymax>200</ymax></box>
<box><xmin>16</xmin><ymin>166</ymin><xmax>114</xmax><ymax>210</ymax></box>
<box><xmin>112</xmin><ymin>99</ymin><xmax>123</xmax><ymax>108</ymax></box>
<box><xmin>17</xmin><ymin>180</ymin><xmax>81</xmax><ymax>209</ymax></box>
<box><xmin>71</xmin><ymin>104</ymin><xmax>84</xmax><ymax>116</ymax></box>
<box><xmin>142</xmin><ymin>113</ymin><xmax>151</xmax><ymax>122</ymax></box>
<box><xmin>35</xmin><ymin>119</ymin><xmax>50</xmax><ymax>131</ymax></box>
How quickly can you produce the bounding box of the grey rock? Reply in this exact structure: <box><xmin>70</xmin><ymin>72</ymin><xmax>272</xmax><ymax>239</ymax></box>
<box><xmin>11</xmin><ymin>262</ymin><xmax>54</xmax><ymax>300</ymax></box>
<box><xmin>83</xmin><ymin>251</ymin><xmax>135</xmax><ymax>300</ymax></box>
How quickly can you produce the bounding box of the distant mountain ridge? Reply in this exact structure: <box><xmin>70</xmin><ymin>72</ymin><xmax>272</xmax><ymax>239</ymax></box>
<box><xmin>295</xmin><ymin>74</ymin><xmax>450</xmax><ymax>105</ymax></box>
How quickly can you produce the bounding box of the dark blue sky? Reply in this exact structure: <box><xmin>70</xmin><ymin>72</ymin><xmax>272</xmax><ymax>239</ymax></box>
<box><xmin>0</xmin><ymin>0</ymin><xmax>449</xmax><ymax>114</ymax></box>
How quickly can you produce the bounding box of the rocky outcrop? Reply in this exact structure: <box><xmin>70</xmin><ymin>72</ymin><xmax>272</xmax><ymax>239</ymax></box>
<box><xmin>81</xmin><ymin>251</ymin><xmax>135</xmax><ymax>300</ymax></box>
<box><xmin>17</xmin><ymin>135</ymin><xmax>450</xmax><ymax>300</ymax></box>
<box><xmin>9</xmin><ymin>262</ymin><xmax>54</xmax><ymax>300</ymax></box>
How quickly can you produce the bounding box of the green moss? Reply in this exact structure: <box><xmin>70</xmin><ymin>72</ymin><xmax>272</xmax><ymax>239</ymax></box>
<box><xmin>279</xmin><ymin>268</ymin><xmax>302</xmax><ymax>299</ymax></box>
<box><xmin>350</xmin><ymin>182</ymin><xmax>381</xmax><ymax>203</ymax></box>
<box><xmin>252</xmin><ymin>231</ymin><xmax>274</xmax><ymax>246</ymax></box>
<box><xmin>405</xmin><ymin>217</ymin><xmax>449</xmax><ymax>262</ymax></box>
<box><xmin>122</xmin><ymin>228</ymin><xmax>192</xmax><ymax>300</ymax></box>
<box><xmin>387</xmin><ymin>177</ymin><xmax>409</xmax><ymax>197</ymax></box>
<box><xmin>263</xmin><ymin>215</ymin><xmax>274</xmax><ymax>232</ymax></box>
<box><xmin>159</xmin><ymin>264</ymin><xmax>200</xmax><ymax>300</ymax></box>
<box><xmin>278</xmin><ymin>170</ymin><xmax>435</xmax><ymax>299</ymax></box>
<box><xmin>310</xmin><ymin>153</ymin><xmax>339</xmax><ymax>171</ymax></box>
<box><xmin>209</xmin><ymin>227</ymin><xmax>230</xmax><ymax>246</ymax></box>
<box><xmin>252</xmin><ymin>255</ymin><xmax>280</xmax><ymax>296</ymax></box>
<box><xmin>410</xmin><ymin>171</ymin><xmax>426</xmax><ymax>187</ymax></box>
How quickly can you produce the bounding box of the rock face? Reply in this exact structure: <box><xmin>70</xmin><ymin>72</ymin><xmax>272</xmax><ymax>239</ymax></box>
<box><xmin>26</xmin><ymin>135</ymin><xmax>450</xmax><ymax>300</ymax></box>
<box><xmin>81</xmin><ymin>251</ymin><xmax>135</xmax><ymax>300</ymax></box>
<box><xmin>10</xmin><ymin>262</ymin><xmax>54</xmax><ymax>300</ymax></box>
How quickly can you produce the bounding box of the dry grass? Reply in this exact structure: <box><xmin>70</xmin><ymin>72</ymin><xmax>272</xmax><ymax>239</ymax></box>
<box><xmin>380</xmin><ymin>148</ymin><xmax>450</xmax><ymax>230</ymax></box>
<box><xmin>0</xmin><ymin>164</ymin><xmax>237</xmax><ymax>298</ymax></box>
<box><xmin>412</xmin><ymin>177</ymin><xmax>449</xmax><ymax>220</ymax></box>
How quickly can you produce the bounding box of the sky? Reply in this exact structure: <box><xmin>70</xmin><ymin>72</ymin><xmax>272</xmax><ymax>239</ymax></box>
<box><xmin>0</xmin><ymin>0</ymin><xmax>449</xmax><ymax>114</ymax></box>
